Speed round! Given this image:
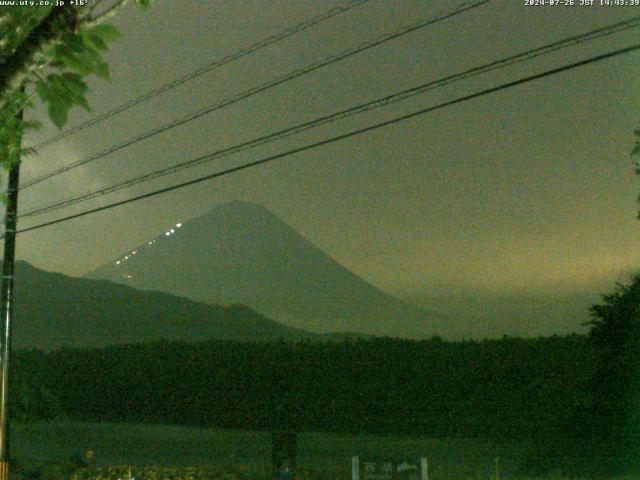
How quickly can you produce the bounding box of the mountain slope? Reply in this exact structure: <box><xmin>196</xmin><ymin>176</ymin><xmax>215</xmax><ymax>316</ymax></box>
<box><xmin>9</xmin><ymin>261</ymin><xmax>317</xmax><ymax>350</ymax></box>
<box><xmin>409</xmin><ymin>291</ymin><xmax>597</xmax><ymax>339</ymax></box>
<box><xmin>87</xmin><ymin>201</ymin><xmax>439</xmax><ymax>337</ymax></box>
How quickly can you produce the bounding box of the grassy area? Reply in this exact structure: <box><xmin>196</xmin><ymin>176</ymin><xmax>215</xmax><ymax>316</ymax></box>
<box><xmin>6</xmin><ymin>421</ymin><xmax>601</xmax><ymax>479</ymax></box>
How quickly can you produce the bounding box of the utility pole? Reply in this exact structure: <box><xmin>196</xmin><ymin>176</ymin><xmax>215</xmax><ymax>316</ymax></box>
<box><xmin>0</xmin><ymin>102</ymin><xmax>23</xmax><ymax>480</ymax></box>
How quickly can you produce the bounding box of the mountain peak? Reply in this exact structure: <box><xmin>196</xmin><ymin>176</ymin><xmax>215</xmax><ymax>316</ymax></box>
<box><xmin>87</xmin><ymin>202</ymin><xmax>438</xmax><ymax>338</ymax></box>
<box><xmin>190</xmin><ymin>201</ymin><xmax>285</xmax><ymax>231</ymax></box>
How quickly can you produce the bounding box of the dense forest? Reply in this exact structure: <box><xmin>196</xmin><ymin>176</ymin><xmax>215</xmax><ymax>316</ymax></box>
<box><xmin>12</xmin><ymin>335</ymin><xmax>593</xmax><ymax>436</ymax></box>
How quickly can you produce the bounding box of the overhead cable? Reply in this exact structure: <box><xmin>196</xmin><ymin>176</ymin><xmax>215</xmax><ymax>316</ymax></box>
<box><xmin>14</xmin><ymin>43</ymin><xmax>640</xmax><ymax>236</ymax></box>
<box><xmin>21</xmin><ymin>14</ymin><xmax>640</xmax><ymax>218</ymax></box>
<box><xmin>21</xmin><ymin>0</ymin><xmax>493</xmax><ymax>190</ymax></box>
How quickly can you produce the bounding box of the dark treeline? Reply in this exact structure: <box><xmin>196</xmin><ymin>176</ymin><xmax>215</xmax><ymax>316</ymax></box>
<box><xmin>12</xmin><ymin>334</ymin><xmax>595</xmax><ymax>437</ymax></box>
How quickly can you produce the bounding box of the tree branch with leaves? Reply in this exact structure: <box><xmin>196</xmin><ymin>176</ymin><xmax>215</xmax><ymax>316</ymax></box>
<box><xmin>0</xmin><ymin>0</ymin><xmax>154</xmax><ymax>174</ymax></box>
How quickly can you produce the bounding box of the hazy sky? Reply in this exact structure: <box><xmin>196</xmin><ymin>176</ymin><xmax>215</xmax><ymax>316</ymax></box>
<box><xmin>13</xmin><ymin>0</ymin><xmax>640</xmax><ymax>308</ymax></box>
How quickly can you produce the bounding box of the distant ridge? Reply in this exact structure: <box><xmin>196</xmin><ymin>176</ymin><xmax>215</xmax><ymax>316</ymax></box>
<box><xmin>87</xmin><ymin>201</ymin><xmax>441</xmax><ymax>338</ymax></box>
<box><xmin>9</xmin><ymin>261</ymin><xmax>322</xmax><ymax>350</ymax></box>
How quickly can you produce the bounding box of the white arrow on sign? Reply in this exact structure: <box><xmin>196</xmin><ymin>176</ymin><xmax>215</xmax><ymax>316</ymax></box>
<box><xmin>396</xmin><ymin>462</ymin><xmax>418</xmax><ymax>472</ymax></box>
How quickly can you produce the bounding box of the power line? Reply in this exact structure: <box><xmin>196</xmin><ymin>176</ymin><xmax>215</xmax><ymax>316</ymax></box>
<box><xmin>14</xmin><ymin>42</ymin><xmax>640</xmax><ymax>236</ymax></box>
<box><xmin>20</xmin><ymin>14</ymin><xmax>640</xmax><ymax>219</ymax></box>
<box><xmin>20</xmin><ymin>0</ymin><xmax>493</xmax><ymax>190</ymax></box>
<box><xmin>31</xmin><ymin>0</ymin><xmax>372</xmax><ymax>151</ymax></box>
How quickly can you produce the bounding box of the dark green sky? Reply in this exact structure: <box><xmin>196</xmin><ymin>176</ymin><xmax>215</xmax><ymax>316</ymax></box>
<box><xmin>13</xmin><ymin>0</ymin><xmax>640</xmax><ymax>335</ymax></box>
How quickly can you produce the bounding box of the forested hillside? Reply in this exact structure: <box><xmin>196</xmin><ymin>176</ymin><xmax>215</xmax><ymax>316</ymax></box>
<box><xmin>13</xmin><ymin>335</ymin><xmax>594</xmax><ymax>437</ymax></box>
<box><xmin>7</xmin><ymin>261</ymin><xmax>319</xmax><ymax>350</ymax></box>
